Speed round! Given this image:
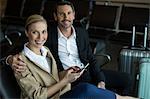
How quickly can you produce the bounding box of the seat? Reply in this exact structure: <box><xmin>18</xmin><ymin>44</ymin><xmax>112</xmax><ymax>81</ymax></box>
<box><xmin>22</xmin><ymin>0</ymin><xmax>44</xmax><ymax>18</ymax></box>
<box><xmin>0</xmin><ymin>29</ymin><xmax>26</xmax><ymax>98</ymax></box>
<box><xmin>110</xmin><ymin>6</ymin><xmax>150</xmax><ymax>45</ymax></box>
<box><xmin>93</xmin><ymin>40</ymin><xmax>111</xmax><ymax>67</ymax></box>
<box><xmin>4</xmin><ymin>0</ymin><xmax>23</xmax><ymax>17</ymax></box>
<box><xmin>91</xmin><ymin>40</ymin><xmax>133</xmax><ymax>95</ymax></box>
<box><xmin>69</xmin><ymin>0</ymin><xmax>93</xmax><ymax>29</ymax></box>
<box><xmin>42</xmin><ymin>1</ymin><xmax>58</xmax><ymax>22</ymax></box>
<box><xmin>119</xmin><ymin>6</ymin><xmax>149</xmax><ymax>32</ymax></box>
<box><xmin>0</xmin><ymin>27</ymin><xmax>25</xmax><ymax>59</ymax></box>
<box><xmin>2</xmin><ymin>0</ymin><xmax>24</xmax><ymax>25</ymax></box>
<box><xmin>88</xmin><ymin>3</ymin><xmax>118</xmax><ymax>39</ymax></box>
<box><xmin>0</xmin><ymin>60</ymin><xmax>21</xmax><ymax>98</ymax></box>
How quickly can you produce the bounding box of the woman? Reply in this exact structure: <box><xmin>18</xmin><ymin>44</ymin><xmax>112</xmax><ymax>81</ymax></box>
<box><xmin>14</xmin><ymin>14</ymin><xmax>138</xmax><ymax>99</ymax></box>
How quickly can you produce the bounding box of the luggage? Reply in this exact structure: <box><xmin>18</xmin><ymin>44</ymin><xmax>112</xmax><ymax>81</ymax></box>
<box><xmin>138</xmin><ymin>58</ymin><xmax>150</xmax><ymax>99</ymax></box>
<box><xmin>119</xmin><ymin>26</ymin><xmax>150</xmax><ymax>93</ymax></box>
<box><xmin>119</xmin><ymin>49</ymin><xmax>150</xmax><ymax>76</ymax></box>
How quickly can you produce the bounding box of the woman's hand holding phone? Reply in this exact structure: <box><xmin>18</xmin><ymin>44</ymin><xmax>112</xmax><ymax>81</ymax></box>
<box><xmin>79</xmin><ymin>63</ymin><xmax>89</xmax><ymax>75</ymax></box>
<box><xmin>67</xmin><ymin>63</ymin><xmax>89</xmax><ymax>74</ymax></box>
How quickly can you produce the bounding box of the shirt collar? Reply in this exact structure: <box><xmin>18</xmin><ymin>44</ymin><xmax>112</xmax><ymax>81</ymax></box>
<box><xmin>23</xmin><ymin>43</ymin><xmax>48</xmax><ymax>57</ymax></box>
<box><xmin>57</xmin><ymin>26</ymin><xmax>76</xmax><ymax>39</ymax></box>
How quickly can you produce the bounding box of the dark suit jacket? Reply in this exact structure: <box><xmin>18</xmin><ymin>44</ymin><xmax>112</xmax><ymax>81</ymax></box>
<box><xmin>46</xmin><ymin>23</ymin><xmax>105</xmax><ymax>85</ymax></box>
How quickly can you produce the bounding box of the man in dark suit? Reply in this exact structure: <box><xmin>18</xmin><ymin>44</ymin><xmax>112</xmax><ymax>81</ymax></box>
<box><xmin>46</xmin><ymin>1</ymin><xmax>106</xmax><ymax>88</ymax></box>
<box><xmin>6</xmin><ymin>1</ymin><xmax>132</xmax><ymax>95</ymax></box>
<box><xmin>47</xmin><ymin>24</ymin><xmax>106</xmax><ymax>87</ymax></box>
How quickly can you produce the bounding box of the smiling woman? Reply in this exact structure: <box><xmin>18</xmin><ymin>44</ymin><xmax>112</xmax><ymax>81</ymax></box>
<box><xmin>25</xmin><ymin>15</ymin><xmax>48</xmax><ymax>54</ymax></box>
<box><xmin>13</xmin><ymin>14</ymin><xmax>71</xmax><ymax>98</ymax></box>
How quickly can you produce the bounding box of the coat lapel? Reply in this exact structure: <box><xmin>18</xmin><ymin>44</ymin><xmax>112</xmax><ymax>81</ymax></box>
<box><xmin>21</xmin><ymin>49</ymin><xmax>59</xmax><ymax>82</ymax></box>
<box><xmin>47</xmin><ymin>50</ymin><xmax>59</xmax><ymax>82</ymax></box>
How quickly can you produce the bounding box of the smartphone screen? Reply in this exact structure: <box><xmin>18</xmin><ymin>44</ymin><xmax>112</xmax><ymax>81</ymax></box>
<box><xmin>80</xmin><ymin>63</ymin><xmax>89</xmax><ymax>73</ymax></box>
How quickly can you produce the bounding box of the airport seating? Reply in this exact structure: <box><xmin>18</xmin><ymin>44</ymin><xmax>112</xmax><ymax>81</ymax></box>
<box><xmin>91</xmin><ymin>40</ymin><xmax>133</xmax><ymax>95</ymax></box>
<box><xmin>110</xmin><ymin>6</ymin><xmax>149</xmax><ymax>45</ymax></box>
<box><xmin>88</xmin><ymin>3</ymin><xmax>118</xmax><ymax>39</ymax></box>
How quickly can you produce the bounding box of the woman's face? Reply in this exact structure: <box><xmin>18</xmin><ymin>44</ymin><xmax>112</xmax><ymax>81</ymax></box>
<box><xmin>25</xmin><ymin>21</ymin><xmax>48</xmax><ymax>50</ymax></box>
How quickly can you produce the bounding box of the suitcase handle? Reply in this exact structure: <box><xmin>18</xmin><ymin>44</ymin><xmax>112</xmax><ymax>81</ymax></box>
<box><xmin>143</xmin><ymin>26</ymin><xmax>148</xmax><ymax>48</ymax></box>
<box><xmin>131</xmin><ymin>26</ymin><xmax>136</xmax><ymax>47</ymax></box>
<box><xmin>131</xmin><ymin>25</ymin><xmax>148</xmax><ymax>50</ymax></box>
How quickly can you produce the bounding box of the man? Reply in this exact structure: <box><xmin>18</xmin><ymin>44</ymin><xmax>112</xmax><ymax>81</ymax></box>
<box><xmin>47</xmin><ymin>1</ymin><xmax>105</xmax><ymax>88</ymax></box>
<box><xmin>6</xmin><ymin>1</ymin><xmax>132</xmax><ymax>95</ymax></box>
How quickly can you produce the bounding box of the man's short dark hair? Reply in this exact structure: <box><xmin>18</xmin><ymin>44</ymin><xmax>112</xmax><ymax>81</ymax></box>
<box><xmin>54</xmin><ymin>1</ymin><xmax>75</xmax><ymax>15</ymax></box>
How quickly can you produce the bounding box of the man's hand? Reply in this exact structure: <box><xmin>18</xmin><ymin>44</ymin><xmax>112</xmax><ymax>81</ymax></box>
<box><xmin>97</xmin><ymin>81</ymin><xmax>105</xmax><ymax>89</ymax></box>
<box><xmin>7</xmin><ymin>54</ymin><xmax>26</xmax><ymax>74</ymax></box>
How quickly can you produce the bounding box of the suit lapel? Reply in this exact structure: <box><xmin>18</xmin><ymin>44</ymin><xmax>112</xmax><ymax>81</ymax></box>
<box><xmin>75</xmin><ymin>27</ymin><xmax>81</xmax><ymax>58</ymax></box>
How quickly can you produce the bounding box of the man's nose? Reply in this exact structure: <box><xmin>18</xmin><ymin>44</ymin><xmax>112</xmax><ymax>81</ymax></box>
<box><xmin>64</xmin><ymin>13</ymin><xmax>68</xmax><ymax>19</ymax></box>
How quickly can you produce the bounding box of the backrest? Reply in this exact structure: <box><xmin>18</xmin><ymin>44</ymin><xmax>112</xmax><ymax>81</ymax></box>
<box><xmin>119</xmin><ymin>6</ymin><xmax>149</xmax><ymax>32</ymax></box>
<box><xmin>69</xmin><ymin>0</ymin><xmax>91</xmax><ymax>22</ymax></box>
<box><xmin>90</xmin><ymin>3</ymin><xmax>118</xmax><ymax>29</ymax></box>
<box><xmin>21</xmin><ymin>0</ymin><xmax>44</xmax><ymax>18</ymax></box>
<box><xmin>91</xmin><ymin>40</ymin><xmax>110</xmax><ymax>67</ymax></box>
<box><xmin>4</xmin><ymin>0</ymin><xmax>23</xmax><ymax>17</ymax></box>
<box><xmin>42</xmin><ymin>1</ymin><xmax>58</xmax><ymax>22</ymax></box>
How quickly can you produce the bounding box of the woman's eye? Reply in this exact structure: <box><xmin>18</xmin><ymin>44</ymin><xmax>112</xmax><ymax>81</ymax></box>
<box><xmin>32</xmin><ymin>31</ymin><xmax>38</xmax><ymax>34</ymax></box>
<box><xmin>42</xmin><ymin>30</ymin><xmax>47</xmax><ymax>34</ymax></box>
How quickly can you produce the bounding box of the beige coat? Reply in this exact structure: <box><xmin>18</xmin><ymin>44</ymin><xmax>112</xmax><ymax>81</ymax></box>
<box><xmin>14</xmin><ymin>47</ymin><xmax>71</xmax><ymax>99</ymax></box>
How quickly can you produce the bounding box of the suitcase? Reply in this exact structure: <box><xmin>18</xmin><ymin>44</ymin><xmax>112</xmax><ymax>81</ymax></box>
<box><xmin>119</xmin><ymin>26</ymin><xmax>150</xmax><ymax>93</ymax></box>
<box><xmin>138</xmin><ymin>58</ymin><xmax>150</xmax><ymax>99</ymax></box>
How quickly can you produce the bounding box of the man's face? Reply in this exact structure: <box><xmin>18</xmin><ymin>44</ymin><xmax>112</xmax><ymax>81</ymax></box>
<box><xmin>54</xmin><ymin>5</ymin><xmax>75</xmax><ymax>29</ymax></box>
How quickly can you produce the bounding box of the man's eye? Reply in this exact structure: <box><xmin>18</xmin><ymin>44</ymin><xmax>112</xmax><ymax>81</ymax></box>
<box><xmin>60</xmin><ymin>14</ymin><xmax>64</xmax><ymax>16</ymax></box>
<box><xmin>68</xmin><ymin>12</ymin><xmax>71</xmax><ymax>15</ymax></box>
<box><xmin>58</xmin><ymin>13</ymin><xmax>63</xmax><ymax>16</ymax></box>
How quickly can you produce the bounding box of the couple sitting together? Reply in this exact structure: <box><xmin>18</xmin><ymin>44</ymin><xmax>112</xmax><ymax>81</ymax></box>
<box><xmin>6</xmin><ymin>1</ymin><xmax>138</xmax><ymax>99</ymax></box>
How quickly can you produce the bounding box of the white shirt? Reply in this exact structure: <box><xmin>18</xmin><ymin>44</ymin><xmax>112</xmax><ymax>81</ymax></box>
<box><xmin>58</xmin><ymin>26</ymin><xmax>84</xmax><ymax>70</ymax></box>
<box><xmin>23</xmin><ymin>43</ymin><xmax>51</xmax><ymax>73</ymax></box>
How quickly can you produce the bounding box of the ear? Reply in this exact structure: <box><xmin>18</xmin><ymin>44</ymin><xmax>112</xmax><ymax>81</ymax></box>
<box><xmin>73</xmin><ymin>12</ymin><xmax>75</xmax><ymax>20</ymax></box>
<box><xmin>53</xmin><ymin>13</ymin><xmax>57</xmax><ymax>21</ymax></box>
<box><xmin>25</xmin><ymin>30</ymin><xmax>28</xmax><ymax>37</ymax></box>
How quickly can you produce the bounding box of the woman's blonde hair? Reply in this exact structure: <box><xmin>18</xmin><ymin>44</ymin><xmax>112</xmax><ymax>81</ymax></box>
<box><xmin>25</xmin><ymin>14</ymin><xmax>47</xmax><ymax>30</ymax></box>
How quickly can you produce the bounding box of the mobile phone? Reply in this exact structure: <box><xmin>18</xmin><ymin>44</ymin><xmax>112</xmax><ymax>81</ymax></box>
<box><xmin>80</xmin><ymin>63</ymin><xmax>89</xmax><ymax>73</ymax></box>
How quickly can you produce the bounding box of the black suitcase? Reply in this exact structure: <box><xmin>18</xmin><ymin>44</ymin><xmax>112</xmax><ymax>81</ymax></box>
<box><xmin>119</xmin><ymin>26</ymin><xmax>150</xmax><ymax>94</ymax></box>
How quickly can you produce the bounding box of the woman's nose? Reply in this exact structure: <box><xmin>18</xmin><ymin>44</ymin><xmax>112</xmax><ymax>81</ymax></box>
<box><xmin>38</xmin><ymin>34</ymin><xmax>43</xmax><ymax>39</ymax></box>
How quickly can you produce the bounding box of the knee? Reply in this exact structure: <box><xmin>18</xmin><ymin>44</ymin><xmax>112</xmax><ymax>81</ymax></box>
<box><xmin>77</xmin><ymin>83</ymin><xmax>97</xmax><ymax>93</ymax></box>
